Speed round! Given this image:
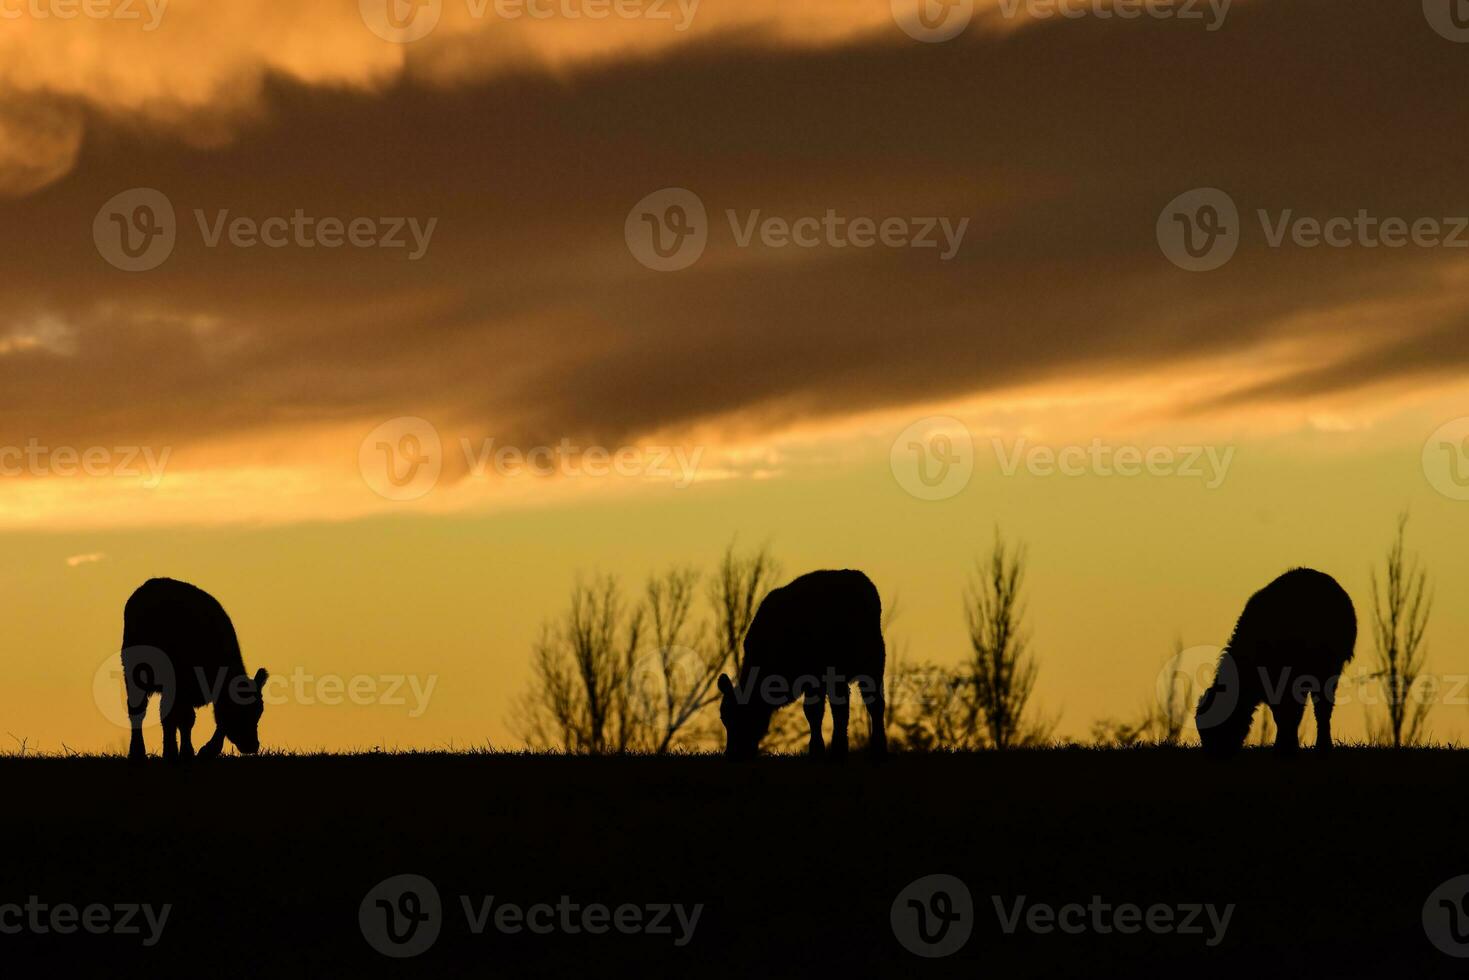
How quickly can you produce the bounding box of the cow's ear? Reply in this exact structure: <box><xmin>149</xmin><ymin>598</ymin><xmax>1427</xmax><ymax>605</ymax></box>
<box><xmin>717</xmin><ymin>674</ymin><xmax>733</xmax><ymax>696</ymax></box>
<box><xmin>253</xmin><ymin>667</ymin><xmax>269</xmax><ymax>689</ymax></box>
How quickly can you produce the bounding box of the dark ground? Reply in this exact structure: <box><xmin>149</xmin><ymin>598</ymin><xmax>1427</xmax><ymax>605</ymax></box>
<box><xmin>2</xmin><ymin>748</ymin><xmax>1466</xmax><ymax>977</ymax></box>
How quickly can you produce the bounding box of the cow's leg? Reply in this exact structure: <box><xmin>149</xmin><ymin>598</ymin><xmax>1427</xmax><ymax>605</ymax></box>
<box><xmin>1269</xmin><ymin>692</ymin><xmax>1305</xmax><ymax>756</ymax></box>
<box><xmin>177</xmin><ymin>705</ymin><xmax>197</xmax><ymax>763</ymax></box>
<box><xmin>161</xmin><ymin>718</ymin><xmax>178</xmax><ymax>763</ymax></box>
<box><xmin>1312</xmin><ymin>680</ymin><xmax>1335</xmax><ymax>752</ymax></box>
<box><xmin>803</xmin><ymin>692</ymin><xmax>826</xmax><ymax>758</ymax></box>
<box><xmin>858</xmin><ymin>675</ymin><xmax>887</xmax><ymax>759</ymax></box>
<box><xmin>125</xmin><ymin>674</ymin><xmax>148</xmax><ymax>765</ymax></box>
<box><xmin>828</xmin><ymin>682</ymin><xmax>850</xmax><ymax>762</ymax></box>
<box><xmin>197</xmin><ymin>723</ymin><xmax>226</xmax><ymax>761</ymax></box>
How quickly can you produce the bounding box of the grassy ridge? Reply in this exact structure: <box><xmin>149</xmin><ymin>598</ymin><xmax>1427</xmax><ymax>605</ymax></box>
<box><xmin>1</xmin><ymin>748</ymin><xmax>1466</xmax><ymax>977</ymax></box>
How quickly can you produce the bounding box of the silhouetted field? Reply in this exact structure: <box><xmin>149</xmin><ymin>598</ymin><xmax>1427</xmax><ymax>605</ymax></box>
<box><xmin>2</xmin><ymin>748</ymin><xmax>1466</xmax><ymax>976</ymax></box>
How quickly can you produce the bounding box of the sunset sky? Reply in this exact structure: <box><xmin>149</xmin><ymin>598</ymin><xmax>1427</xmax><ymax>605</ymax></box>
<box><xmin>1</xmin><ymin>0</ymin><xmax>1467</xmax><ymax>752</ymax></box>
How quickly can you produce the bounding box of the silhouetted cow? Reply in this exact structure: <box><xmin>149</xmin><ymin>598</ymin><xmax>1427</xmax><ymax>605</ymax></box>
<box><xmin>716</xmin><ymin>569</ymin><xmax>886</xmax><ymax>761</ymax></box>
<box><xmin>1196</xmin><ymin>567</ymin><xmax>1356</xmax><ymax>757</ymax></box>
<box><xmin>121</xmin><ymin>578</ymin><xmax>269</xmax><ymax>763</ymax></box>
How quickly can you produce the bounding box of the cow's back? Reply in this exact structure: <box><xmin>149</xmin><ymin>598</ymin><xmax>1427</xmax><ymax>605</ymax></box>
<box><xmin>122</xmin><ymin>578</ymin><xmax>243</xmax><ymax>707</ymax></box>
<box><xmin>744</xmin><ymin>569</ymin><xmax>883</xmax><ymax>681</ymax></box>
<box><xmin>1234</xmin><ymin>567</ymin><xmax>1356</xmax><ymax>673</ymax></box>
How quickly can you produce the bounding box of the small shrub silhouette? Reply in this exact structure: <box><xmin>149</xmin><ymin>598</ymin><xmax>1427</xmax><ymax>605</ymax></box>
<box><xmin>1196</xmin><ymin>568</ymin><xmax>1356</xmax><ymax>757</ymax></box>
<box><xmin>120</xmin><ymin>578</ymin><xmax>269</xmax><ymax>763</ymax></box>
<box><xmin>716</xmin><ymin>569</ymin><xmax>886</xmax><ymax>761</ymax></box>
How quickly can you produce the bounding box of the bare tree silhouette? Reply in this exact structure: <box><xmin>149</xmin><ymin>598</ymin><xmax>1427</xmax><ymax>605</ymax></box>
<box><xmin>1090</xmin><ymin>638</ymin><xmax>1193</xmax><ymax>748</ymax></box>
<box><xmin>710</xmin><ymin>541</ymin><xmax>780</xmax><ymax>678</ymax></box>
<box><xmin>637</xmin><ymin>567</ymin><xmax>726</xmax><ymax>754</ymax></box>
<box><xmin>512</xmin><ymin>574</ymin><xmax>645</xmax><ymax>753</ymax></box>
<box><xmin>965</xmin><ymin>532</ymin><xmax>1051</xmax><ymax>749</ymax></box>
<box><xmin>512</xmin><ymin>541</ymin><xmax>781</xmax><ymax>753</ymax></box>
<box><xmin>885</xmin><ymin>533</ymin><xmax>1055</xmax><ymax>751</ymax></box>
<box><xmin>1367</xmin><ymin>512</ymin><xmax>1434</xmax><ymax>748</ymax></box>
<box><xmin>887</xmin><ymin>660</ymin><xmax>982</xmax><ymax>751</ymax></box>
<box><xmin>517</xmin><ymin>534</ymin><xmax>1063</xmax><ymax>754</ymax></box>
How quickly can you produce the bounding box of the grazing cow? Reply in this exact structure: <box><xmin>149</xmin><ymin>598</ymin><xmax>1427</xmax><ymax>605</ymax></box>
<box><xmin>121</xmin><ymin>578</ymin><xmax>269</xmax><ymax>763</ymax></box>
<box><xmin>716</xmin><ymin>569</ymin><xmax>886</xmax><ymax>761</ymax></box>
<box><xmin>1195</xmin><ymin>568</ymin><xmax>1356</xmax><ymax>757</ymax></box>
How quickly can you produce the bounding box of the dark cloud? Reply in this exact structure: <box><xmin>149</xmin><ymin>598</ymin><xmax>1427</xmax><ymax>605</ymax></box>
<box><xmin>2</xmin><ymin>0</ymin><xmax>1466</xmax><ymax>458</ymax></box>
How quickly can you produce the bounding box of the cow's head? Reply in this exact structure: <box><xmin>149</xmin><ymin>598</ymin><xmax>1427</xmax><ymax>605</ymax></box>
<box><xmin>717</xmin><ymin>673</ymin><xmax>770</xmax><ymax>762</ymax></box>
<box><xmin>1195</xmin><ymin>652</ymin><xmax>1256</xmax><ymax>757</ymax></box>
<box><xmin>217</xmin><ymin>667</ymin><xmax>269</xmax><ymax>754</ymax></box>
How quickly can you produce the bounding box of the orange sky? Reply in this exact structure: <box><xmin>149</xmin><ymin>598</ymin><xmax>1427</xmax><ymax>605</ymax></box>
<box><xmin>1</xmin><ymin>0</ymin><xmax>1467</xmax><ymax>752</ymax></box>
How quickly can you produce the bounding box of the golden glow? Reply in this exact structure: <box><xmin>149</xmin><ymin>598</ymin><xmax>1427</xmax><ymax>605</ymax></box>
<box><xmin>0</xmin><ymin>0</ymin><xmax>1465</xmax><ymax>752</ymax></box>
